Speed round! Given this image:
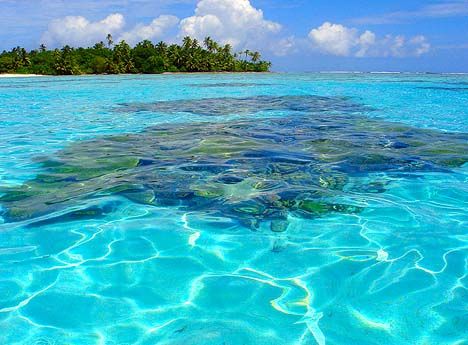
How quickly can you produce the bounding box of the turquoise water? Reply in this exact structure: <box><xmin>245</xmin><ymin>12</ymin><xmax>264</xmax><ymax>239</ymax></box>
<box><xmin>0</xmin><ymin>73</ymin><xmax>467</xmax><ymax>344</ymax></box>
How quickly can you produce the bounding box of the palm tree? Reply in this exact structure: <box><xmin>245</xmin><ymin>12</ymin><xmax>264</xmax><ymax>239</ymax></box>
<box><xmin>138</xmin><ymin>40</ymin><xmax>154</xmax><ymax>50</ymax></box>
<box><xmin>113</xmin><ymin>40</ymin><xmax>133</xmax><ymax>73</ymax></box>
<box><xmin>93</xmin><ymin>42</ymin><xmax>105</xmax><ymax>50</ymax></box>
<box><xmin>223</xmin><ymin>44</ymin><xmax>232</xmax><ymax>55</ymax></box>
<box><xmin>106</xmin><ymin>34</ymin><xmax>114</xmax><ymax>48</ymax></box>
<box><xmin>11</xmin><ymin>47</ymin><xmax>30</xmax><ymax>68</ymax></box>
<box><xmin>204</xmin><ymin>36</ymin><xmax>219</xmax><ymax>53</ymax></box>
<box><xmin>155</xmin><ymin>41</ymin><xmax>168</xmax><ymax>54</ymax></box>
<box><xmin>168</xmin><ymin>44</ymin><xmax>183</xmax><ymax>68</ymax></box>
<box><xmin>54</xmin><ymin>46</ymin><xmax>80</xmax><ymax>75</ymax></box>
<box><xmin>182</xmin><ymin>36</ymin><xmax>193</xmax><ymax>50</ymax></box>
<box><xmin>155</xmin><ymin>41</ymin><xmax>168</xmax><ymax>68</ymax></box>
<box><xmin>204</xmin><ymin>36</ymin><xmax>212</xmax><ymax>51</ymax></box>
<box><xmin>39</xmin><ymin>44</ymin><xmax>47</xmax><ymax>53</ymax></box>
<box><xmin>191</xmin><ymin>38</ymin><xmax>200</xmax><ymax>50</ymax></box>
<box><xmin>251</xmin><ymin>51</ymin><xmax>261</xmax><ymax>63</ymax></box>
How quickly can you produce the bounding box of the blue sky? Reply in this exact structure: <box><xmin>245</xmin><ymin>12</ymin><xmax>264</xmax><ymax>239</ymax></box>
<box><xmin>1</xmin><ymin>0</ymin><xmax>467</xmax><ymax>72</ymax></box>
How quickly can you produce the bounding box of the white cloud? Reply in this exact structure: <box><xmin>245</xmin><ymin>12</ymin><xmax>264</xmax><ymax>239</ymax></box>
<box><xmin>355</xmin><ymin>30</ymin><xmax>376</xmax><ymax>57</ymax></box>
<box><xmin>41</xmin><ymin>13</ymin><xmax>125</xmax><ymax>47</ymax></box>
<box><xmin>308</xmin><ymin>22</ymin><xmax>359</xmax><ymax>56</ymax></box>
<box><xmin>308</xmin><ymin>22</ymin><xmax>430</xmax><ymax>58</ymax></box>
<box><xmin>274</xmin><ymin>36</ymin><xmax>298</xmax><ymax>56</ymax></box>
<box><xmin>39</xmin><ymin>4</ymin><xmax>430</xmax><ymax>60</ymax></box>
<box><xmin>179</xmin><ymin>0</ymin><xmax>282</xmax><ymax>50</ymax></box>
<box><xmin>118</xmin><ymin>15</ymin><xmax>179</xmax><ymax>45</ymax></box>
<box><xmin>39</xmin><ymin>0</ymin><xmax>282</xmax><ymax>51</ymax></box>
<box><xmin>409</xmin><ymin>35</ymin><xmax>431</xmax><ymax>56</ymax></box>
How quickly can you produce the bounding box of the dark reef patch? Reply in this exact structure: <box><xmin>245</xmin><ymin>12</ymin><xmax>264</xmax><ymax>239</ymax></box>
<box><xmin>1</xmin><ymin>96</ymin><xmax>467</xmax><ymax>230</ymax></box>
<box><xmin>186</xmin><ymin>83</ymin><xmax>275</xmax><ymax>88</ymax></box>
<box><xmin>115</xmin><ymin>95</ymin><xmax>372</xmax><ymax>116</ymax></box>
<box><xmin>417</xmin><ymin>86</ymin><xmax>468</xmax><ymax>92</ymax></box>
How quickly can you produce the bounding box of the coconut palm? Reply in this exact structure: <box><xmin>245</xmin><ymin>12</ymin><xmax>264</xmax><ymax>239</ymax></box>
<box><xmin>106</xmin><ymin>34</ymin><xmax>114</xmax><ymax>48</ymax></box>
<box><xmin>251</xmin><ymin>51</ymin><xmax>261</xmax><ymax>62</ymax></box>
<box><xmin>155</xmin><ymin>41</ymin><xmax>168</xmax><ymax>54</ymax></box>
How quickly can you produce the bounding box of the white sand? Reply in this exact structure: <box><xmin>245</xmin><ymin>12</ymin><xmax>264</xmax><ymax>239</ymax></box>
<box><xmin>0</xmin><ymin>74</ymin><xmax>44</xmax><ymax>78</ymax></box>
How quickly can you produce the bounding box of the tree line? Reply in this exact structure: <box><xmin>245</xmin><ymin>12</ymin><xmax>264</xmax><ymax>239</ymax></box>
<box><xmin>0</xmin><ymin>35</ymin><xmax>271</xmax><ymax>75</ymax></box>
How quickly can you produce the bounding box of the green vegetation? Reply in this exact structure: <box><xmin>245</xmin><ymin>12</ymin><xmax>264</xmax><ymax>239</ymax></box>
<box><xmin>0</xmin><ymin>35</ymin><xmax>271</xmax><ymax>75</ymax></box>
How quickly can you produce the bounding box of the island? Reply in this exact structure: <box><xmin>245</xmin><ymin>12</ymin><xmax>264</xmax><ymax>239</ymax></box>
<box><xmin>0</xmin><ymin>35</ymin><xmax>271</xmax><ymax>75</ymax></box>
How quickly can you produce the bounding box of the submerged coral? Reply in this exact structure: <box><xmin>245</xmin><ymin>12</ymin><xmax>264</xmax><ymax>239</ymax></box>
<box><xmin>1</xmin><ymin>96</ymin><xmax>467</xmax><ymax>230</ymax></box>
<box><xmin>186</xmin><ymin>83</ymin><xmax>276</xmax><ymax>88</ymax></box>
<box><xmin>115</xmin><ymin>95</ymin><xmax>371</xmax><ymax>116</ymax></box>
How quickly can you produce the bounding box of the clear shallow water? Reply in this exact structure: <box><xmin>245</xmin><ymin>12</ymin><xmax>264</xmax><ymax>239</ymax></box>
<box><xmin>0</xmin><ymin>73</ymin><xmax>467</xmax><ymax>344</ymax></box>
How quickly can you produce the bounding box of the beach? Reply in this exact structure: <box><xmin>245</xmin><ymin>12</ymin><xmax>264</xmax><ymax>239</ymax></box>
<box><xmin>0</xmin><ymin>73</ymin><xmax>43</xmax><ymax>78</ymax></box>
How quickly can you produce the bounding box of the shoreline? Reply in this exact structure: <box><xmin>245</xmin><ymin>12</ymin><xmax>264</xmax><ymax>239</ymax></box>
<box><xmin>0</xmin><ymin>72</ymin><xmax>272</xmax><ymax>78</ymax></box>
<box><xmin>1</xmin><ymin>71</ymin><xmax>467</xmax><ymax>78</ymax></box>
<box><xmin>0</xmin><ymin>74</ymin><xmax>45</xmax><ymax>78</ymax></box>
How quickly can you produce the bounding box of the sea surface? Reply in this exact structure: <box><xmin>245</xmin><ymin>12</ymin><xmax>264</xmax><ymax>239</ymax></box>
<box><xmin>0</xmin><ymin>73</ymin><xmax>467</xmax><ymax>345</ymax></box>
